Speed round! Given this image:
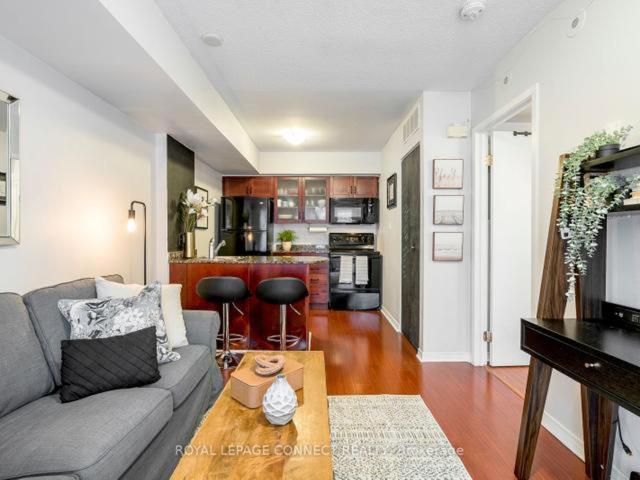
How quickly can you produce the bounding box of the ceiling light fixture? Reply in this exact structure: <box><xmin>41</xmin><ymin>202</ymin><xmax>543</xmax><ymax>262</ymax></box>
<box><xmin>459</xmin><ymin>0</ymin><xmax>486</xmax><ymax>21</ymax></box>
<box><xmin>282</xmin><ymin>128</ymin><xmax>308</xmax><ymax>146</ymax></box>
<box><xmin>201</xmin><ymin>33</ymin><xmax>224</xmax><ymax>47</ymax></box>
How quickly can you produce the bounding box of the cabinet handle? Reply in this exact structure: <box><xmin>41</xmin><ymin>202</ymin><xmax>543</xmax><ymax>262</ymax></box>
<box><xmin>584</xmin><ymin>362</ymin><xmax>601</xmax><ymax>369</ymax></box>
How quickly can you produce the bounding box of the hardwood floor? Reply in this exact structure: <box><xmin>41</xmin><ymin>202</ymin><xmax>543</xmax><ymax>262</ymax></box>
<box><xmin>487</xmin><ymin>366</ymin><xmax>529</xmax><ymax>399</ymax></box>
<box><xmin>225</xmin><ymin>309</ymin><xmax>587</xmax><ymax>479</ymax></box>
<box><xmin>310</xmin><ymin>309</ymin><xmax>587</xmax><ymax>480</ymax></box>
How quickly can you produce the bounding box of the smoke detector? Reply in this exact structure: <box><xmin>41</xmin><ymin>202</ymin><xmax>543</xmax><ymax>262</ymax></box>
<box><xmin>459</xmin><ymin>0</ymin><xmax>486</xmax><ymax>21</ymax></box>
<box><xmin>201</xmin><ymin>33</ymin><xmax>224</xmax><ymax>47</ymax></box>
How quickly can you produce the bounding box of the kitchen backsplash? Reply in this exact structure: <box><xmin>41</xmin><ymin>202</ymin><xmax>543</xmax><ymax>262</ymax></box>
<box><xmin>273</xmin><ymin>223</ymin><xmax>376</xmax><ymax>247</ymax></box>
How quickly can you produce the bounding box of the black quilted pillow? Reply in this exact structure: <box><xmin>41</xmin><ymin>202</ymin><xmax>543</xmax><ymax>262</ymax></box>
<box><xmin>60</xmin><ymin>326</ymin><xmax>161</xmax><ymax>403</ymax></box>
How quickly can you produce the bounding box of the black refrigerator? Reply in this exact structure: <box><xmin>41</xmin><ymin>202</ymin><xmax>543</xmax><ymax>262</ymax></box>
<box><xmin>217</xmin><ymin>197</ymin><xmax>274</xmax><ymax>256</ymax></box>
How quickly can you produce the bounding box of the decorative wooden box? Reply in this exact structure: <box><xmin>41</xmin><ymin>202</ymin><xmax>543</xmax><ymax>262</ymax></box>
<box><xmin>230</xmin><ymin>358</ymin><xmax>304</xmax><ymax>408</ymax></box>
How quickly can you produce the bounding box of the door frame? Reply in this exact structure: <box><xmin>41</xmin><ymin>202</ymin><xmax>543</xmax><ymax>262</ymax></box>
<box><xmin>470</xmin><ymin>84</ymin><xmax>540</xmax><ymax>366</ymax></box>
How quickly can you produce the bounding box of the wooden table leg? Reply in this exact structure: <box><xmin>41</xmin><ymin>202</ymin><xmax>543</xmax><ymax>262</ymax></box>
<box><xmin>515</xmin><ymin>357</ymin><xmax>553</xmax><ymax>479</ymax></box>
<box><xmin>586</xmin><ymin>388</ymin><xmax>617</xmax><ymax>480</ymax></box>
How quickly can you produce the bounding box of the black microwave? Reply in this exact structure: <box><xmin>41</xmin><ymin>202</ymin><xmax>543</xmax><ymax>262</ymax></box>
<box><xmin>330</xmin><ymin>198</ymin><xmax>378</xmax><ymax>224</ymax></box>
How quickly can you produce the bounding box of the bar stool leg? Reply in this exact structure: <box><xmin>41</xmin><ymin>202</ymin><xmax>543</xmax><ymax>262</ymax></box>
<box><xmin>280</xmin><ymin>304</ymin><xmax>287</xmax><ymax>351</ymax></box>
<box><xmin>217</xmin><ymin>303</ymin><xmax>239</xmax><ymax>369</ymax></box>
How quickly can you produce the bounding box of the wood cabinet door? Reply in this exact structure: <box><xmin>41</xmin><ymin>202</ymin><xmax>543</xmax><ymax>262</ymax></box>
<box><xmin>330</xmin><ymin>176</ymin><xmax>353</xmax><ymax>197</ymax></box>
<box><xmin>249</xmin><ymin>176</ymin><xmax>274</xmax><ymax>197</ymax></box>
<box><xmin>353</xmin><ymin>176</ymin><xmax>379</xmax><ymax>198</ymax></box>
<box><xmin>223</xmin><ymin>177</ymin><xmax>251</xmax><ymax>196</ymax></box>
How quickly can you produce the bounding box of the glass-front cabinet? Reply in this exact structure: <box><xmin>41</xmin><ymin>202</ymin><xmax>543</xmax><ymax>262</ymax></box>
<box><xmin>275</xmin><ymin>176</ymin><xmax>329</xmax><ymax>223</ymax></box>
<box><xmin>302</xmin><ymin>177</ymin><xmax>328</xmax><ymax>223</ymax></box>
<box><xmin>275</xmin><ymin>177</ymin><xmax>300</xmax><ymax>223</ymax></box>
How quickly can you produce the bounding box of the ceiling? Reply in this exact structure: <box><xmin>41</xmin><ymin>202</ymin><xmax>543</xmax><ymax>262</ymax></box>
<box><xmin>155</xmin><ymin>0</ymin><xmax>562</xmax><ymax>151</ymax></box>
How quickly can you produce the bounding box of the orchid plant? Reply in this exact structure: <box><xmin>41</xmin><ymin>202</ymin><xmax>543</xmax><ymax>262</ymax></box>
<box><xmin>557</xmin><ymin>126</ymin><xmax>639</xmax><ymax>297</ymax></box>
<box><xmin>178</xmin><ymin>189</ymin><xmax>212</xmax><ymax>233</ymax></box>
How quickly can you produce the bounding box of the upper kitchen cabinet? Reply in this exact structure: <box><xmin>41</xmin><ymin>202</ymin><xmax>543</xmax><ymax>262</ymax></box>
<box><xmin>330</xmin><ymin>176</ymin><xmax>379</xmax><ymax>198</ymax></box>
<box><xmin>275</xmin><ymin>177</ymin><xmax>301</xmax><ymax>223</ymax></box>
<box><xmin>223</xmin><ymin>176</ymin><xmax>274</xmax><ymax>197</ymax></box>
<box><xmin>302</xmin><ymin>177</ymin><xmax>328</xmax><ymax>223</ymax></box>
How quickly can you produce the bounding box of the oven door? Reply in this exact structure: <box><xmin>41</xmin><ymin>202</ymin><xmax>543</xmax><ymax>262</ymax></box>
<box><xmin>330</xmin><ymin>199</ymin><xmax>364</xmax><ymax>224</ymax></box>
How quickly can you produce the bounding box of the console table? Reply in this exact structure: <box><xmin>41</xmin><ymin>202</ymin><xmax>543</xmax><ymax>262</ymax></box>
<box><xmin>516</xmin><ymin>317</ymin><xmax>640</xmax><ymax>480</ymax></box>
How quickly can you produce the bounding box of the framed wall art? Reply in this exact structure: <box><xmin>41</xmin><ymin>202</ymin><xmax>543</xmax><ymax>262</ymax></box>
<box><xmin>433</xmin><ymin>195</ymin><xmax>464</xmax><ymax>225</ymax></box>
<box><xmin>433</xmin><ymin>158</ymin><xmax>463</xmax><ymax>189</ymax></box>
<box><xmin>433</xmin><ymin>232</ymin><xmax>463</xmax><ymax>261</ymax></box>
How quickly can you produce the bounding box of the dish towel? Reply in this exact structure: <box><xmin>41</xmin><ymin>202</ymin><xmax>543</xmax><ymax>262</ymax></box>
<box><xmin>355</xmin><ymin>256</ymin><xmax>369</xmax><ymax>285</ymax></box>
<box><xmin>339</xmin><ymin>256</ymin><xmax>354</xmax><ymax>284</ymax></box>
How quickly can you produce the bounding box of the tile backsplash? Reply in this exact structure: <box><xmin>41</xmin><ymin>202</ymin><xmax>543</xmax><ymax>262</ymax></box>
<box><xmin>273</xmin><ymin>223</ymin><xmax>377</xmax><ymax>247</ymax></box>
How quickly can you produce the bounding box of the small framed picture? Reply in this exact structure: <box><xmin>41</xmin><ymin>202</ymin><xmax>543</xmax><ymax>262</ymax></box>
<box><xmin>433</xmin><ymin>159</ymin><xmax>463</xmax><ymax>189</ymax></box>
<box><xmin>386</xmin><ymin>173</ymin><xmax>397</xmax><ymax>209</ymax></box>
<box><xmin>433</xmin><ymin>232</ymin><xmax>463</xmax><ymax>261</ymax></box>
<box><xmin>195</xmin><ymin>186</ymin><xmax>209</xmax><ymax>230</ymax></box>
<box><xmin>433</xmin><ymin>195</ymin><xmax>464</xmax><ymax>225</ymax></box>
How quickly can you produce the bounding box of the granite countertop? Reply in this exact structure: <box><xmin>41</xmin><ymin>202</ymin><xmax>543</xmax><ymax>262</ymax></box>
<box><xmin>273</xmin><ymin>244</ymin><xmax>329</xmax><ymax>254</ymax></box>
<box><xmin>169</xmin><ymin>255</ymin><xmax>328</xmax><ymax>265</ymax></box>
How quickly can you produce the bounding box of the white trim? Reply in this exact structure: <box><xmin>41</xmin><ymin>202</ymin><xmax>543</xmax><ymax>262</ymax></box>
<box><xmin>471</xmin><ymin>84</ymin><xmax>541</xmax><ymax>366</ymax></box>
<box><xmin>151</xmin><ymin>133</ymin><xmax>169</xmax><ymax>283</ymax></box>
<box><xmin>611</xmin><ymin>466</ymin><xmax>626</xmax><ymax>480</ymax></box>
<box><xmin>416</xmin><ymin>350</ymin><xmax>472</xmax><ymax>363</ymax></box>
<box><xmin>541</xmin><ymin>410</ymin><xmax>585</xmax><ymax>461</ymax></box>
<box><xmin>381</xmin><ymin>306</ymin><xmax>401</xmax><ymax>332</ymax></box>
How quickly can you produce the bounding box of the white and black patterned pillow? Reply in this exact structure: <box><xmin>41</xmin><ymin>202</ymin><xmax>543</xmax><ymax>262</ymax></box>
<box><xmin>58</xmin><ymin>281</ymin><xmax>180</xmax><ymax>364</ymax></box>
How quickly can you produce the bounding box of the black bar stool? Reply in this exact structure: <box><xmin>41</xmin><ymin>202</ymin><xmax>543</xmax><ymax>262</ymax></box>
<box><xmin>196</xmin><ymin>276</ymin><xmax>250</xmax><ymax>369</ymax></box>
<box><xmin>255</xmin><ymin>277</ymin><xmax>308</xmax><ymax>351</ymax></box>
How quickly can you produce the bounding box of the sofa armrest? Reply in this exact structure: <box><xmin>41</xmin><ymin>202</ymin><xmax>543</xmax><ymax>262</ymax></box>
<box><xmin>183</xmin><ymin>310</ymin><xmax>220</xmax><ymax>355</ymax></box>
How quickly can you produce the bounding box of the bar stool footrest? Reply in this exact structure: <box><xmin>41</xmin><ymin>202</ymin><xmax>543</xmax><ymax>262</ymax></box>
<box><xmin>266</xmin><ymin>334</ymin><xmax>300</xmax><ymax>348</ymax></box>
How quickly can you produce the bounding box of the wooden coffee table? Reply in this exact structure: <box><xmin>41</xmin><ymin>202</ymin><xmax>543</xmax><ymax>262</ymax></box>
<box><xmin>171</xmin><ymin>351</ymin><xmax>333</xmax><ymax>480</ymax></box>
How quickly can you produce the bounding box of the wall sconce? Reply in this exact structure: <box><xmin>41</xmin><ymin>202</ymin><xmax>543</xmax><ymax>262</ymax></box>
<box><xmin>127</xmin><ymin>201</ymin><xmax>147</xmax><ymax>284</ymax></box>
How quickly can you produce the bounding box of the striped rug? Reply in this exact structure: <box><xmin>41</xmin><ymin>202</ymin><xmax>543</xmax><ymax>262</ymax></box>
<box><xmin>328</xmin><ymin>395</ymin><xmax>471</xmax><ymax>480</ymax></box>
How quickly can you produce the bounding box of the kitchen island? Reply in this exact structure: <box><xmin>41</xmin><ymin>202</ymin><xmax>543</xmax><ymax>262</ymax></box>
<box><xmin>169</xmin><ymin>255</ymin><xmax>328</xmax><ymax>351</ymax></box>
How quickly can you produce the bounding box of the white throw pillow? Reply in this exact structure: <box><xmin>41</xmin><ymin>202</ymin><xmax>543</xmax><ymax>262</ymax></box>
<box><xmin>95</xmin><ymin>277</ymin><xmax>189</xmax><ymax>348</ymax></box>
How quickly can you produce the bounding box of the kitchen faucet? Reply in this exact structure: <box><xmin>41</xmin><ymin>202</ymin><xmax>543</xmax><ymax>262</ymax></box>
<box><xmin>209</xmin><ymin>239</ymin><xmax>226</xmax><ymax>259</ymax></box>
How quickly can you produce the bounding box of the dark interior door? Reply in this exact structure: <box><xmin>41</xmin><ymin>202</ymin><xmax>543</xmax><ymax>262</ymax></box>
<box><xmin>402</xmin><ymin>145</ymin><xmax>420</xmax><ymax>350</ymax></box>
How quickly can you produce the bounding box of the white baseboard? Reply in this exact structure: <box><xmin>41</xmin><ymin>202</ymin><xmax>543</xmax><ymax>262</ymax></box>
<box><xmin>380</xmin><ymin>306</ymin><xmax>400</xmax><ymax>332</ymax></box>
<box><xmin>541</xmin><ymin>410</ymin><xmax>585</xmax><ymax>461</ymax></box>
<box><xmin>416</xmin><ymin>350</ymin><xmax>471</xmax><ymax>363</ymax></box>
<box><xmin>611</xmin><ymin>466</ymin><xmax>626</xmax><ymax>480</ymax></box>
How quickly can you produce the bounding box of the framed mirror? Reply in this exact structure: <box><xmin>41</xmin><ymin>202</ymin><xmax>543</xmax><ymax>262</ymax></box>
<box><xmin>0</xmin><ymin>89</ymin><xmax>19</xmax><ymax>245</ymax></box>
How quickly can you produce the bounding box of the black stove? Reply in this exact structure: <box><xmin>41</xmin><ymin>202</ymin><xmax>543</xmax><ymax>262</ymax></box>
<box><xmin>328</xmin><ymin>233</ymin><xmax>382</xmax><ymax>310</ymax></box>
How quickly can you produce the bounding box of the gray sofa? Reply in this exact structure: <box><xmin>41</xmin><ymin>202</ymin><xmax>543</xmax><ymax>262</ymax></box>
<box><xmin>0</xmin><ymin>275</ymin><xmax>223</xmax><ymax>480</ymax></box>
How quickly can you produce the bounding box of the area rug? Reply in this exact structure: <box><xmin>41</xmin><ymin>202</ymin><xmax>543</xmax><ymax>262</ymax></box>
<box><xmin>328</xmin><ymin>395</ymin><xmax>471</xmax><ymax>480</ymax></box>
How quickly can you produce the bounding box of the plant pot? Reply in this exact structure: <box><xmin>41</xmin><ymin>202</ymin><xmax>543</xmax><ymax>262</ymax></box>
<box><xmin>282</xmin><ymin>241</ymin><xmax>292</xmax><ymax>252</ymax></box>
<box><xmin>596</xmin><ymin>143</ymin><xmax>620</xmax><ymax>158</ymax></box>
<box><xmin>183</xmin><ymin>232</ymin><xmax>197</xmax><ymax>259</ymax></box>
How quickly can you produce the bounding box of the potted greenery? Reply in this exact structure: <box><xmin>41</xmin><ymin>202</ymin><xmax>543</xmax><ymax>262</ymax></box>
<box><xmin>178</xmin><ymin>189</ymin><xmax>212</xmax><ymax>258</ymax></box>
<box><xmin>277</xmin><ymin>229</ymin><xmax>297</xmax><ymax>253</ymax></box>
<box><xmin>557</xmin><ymin>126</ymin><xmax>639</xmax><ymax>297</ymax></box>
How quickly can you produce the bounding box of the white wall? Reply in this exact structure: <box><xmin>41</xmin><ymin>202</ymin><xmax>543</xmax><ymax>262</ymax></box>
<box><xmin>379</xmin><ymin>100</ymin><xmax>421</xmax><ymax>330</ymax></box>
<box><xmin>194</xmin><ymin>158</ymin><xmax>222</xmax><ymax>256</ymax></box>
<box><xmin>378</xmin><ymin>91</ymin><xmax>472</xmax><ymax>354</ymax></box>
<box><xmin>471</xmin><ymin>0</ymin><xmax>640</xmax><ymax>470</ymax></box>
<box><xmin>0</xmin><ymin>34</ymin><xmax>154</xmax><ymax>293</ymax></box>
<box><xmin>259</xmin><ymin>151</ymin><xmax>381</xmax><ymax>175</ymax></box>
<box><xmin>420</xmin><ymin>92</ymin><xmax>472</xmax><ymax>361</ymax></box>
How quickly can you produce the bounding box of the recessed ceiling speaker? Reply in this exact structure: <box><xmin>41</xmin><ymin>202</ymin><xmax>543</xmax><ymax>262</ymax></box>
<box><xmin>459</xmin><ymin>0</ymin><xmax>486</xmax><ymax>21</ymax></box>
<box><xmin>566</xmin><ymin>9</ymin><xmax>586</xmax><ymax>37</ymax></box>
<box><xmin>201</xmin><ymin>33</ymin><xmax>224</xmax><ymax>47</ymax></box>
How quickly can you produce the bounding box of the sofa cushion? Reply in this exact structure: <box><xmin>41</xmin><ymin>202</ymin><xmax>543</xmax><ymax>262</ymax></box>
<box><xmin>144</xmin><ymin>344</ymin><xmax>211</xmax><ymax>408</ymax></box>
<box><xmin>23</xmin><ymin>275</ymin><xmax>123</xmax><ymax>387</ymax></box>
<box><xmin>0</xmin><ymin>387</ymin><xmax>172</xmax><ymax>480</ymax></box>
<box><xmin>0</xmin><ymin>293</ymin><xmax>55</xmax><ymax>417</ymax></box>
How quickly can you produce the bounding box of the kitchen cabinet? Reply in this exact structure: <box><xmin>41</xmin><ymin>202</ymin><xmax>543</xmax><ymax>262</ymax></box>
<box><xmin>223</xmin><ymin>176</ymin><xmax>274</xmax><ymax>197</ymax></box>
<box><xmin>330</xmin><ymin>176</ymin><xmax>379</xmax><ymax>198</ymax></box>
<box><xmin>275</xmin><ymin>177</ymin><xmax>301</xmax><ymax>223</ymax></box>
<box><xmin>271</xmin><ymin>252</ymin><xmax>329</xmax><ymax>307</ymax></box>
<box><xmin>302</xmin><ymin>177</ymin><xmax>328</xmax><ymax>223</ymax></box>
